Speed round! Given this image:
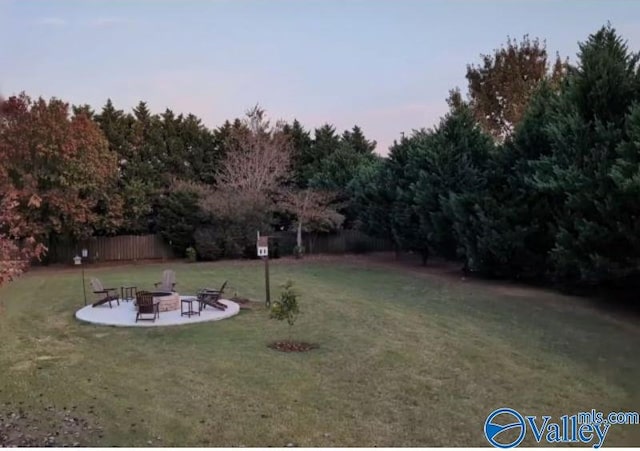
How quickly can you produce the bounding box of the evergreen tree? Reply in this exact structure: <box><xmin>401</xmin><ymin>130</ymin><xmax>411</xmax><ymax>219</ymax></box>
<box><xmin>283</xmin><ymin>119</ymin><xmax>313</xmax><ymax>188</ymax></box>
<box><xmin>387</xmin><ymin>135</ymin><xmax>430</xmax><ymax>263</ymax></box>
<box><xmin>95</xmin><ymin>99</ymin><xmax>155</xmax><ymax>234</ymax></box>
<box><xmin>156</xmin><ymin>183</ymin><xmax>203</xmax><ymax>256</ymax></box>
<box><xmin>349</xmin><ymin>158</ymin><xmax>401</xmax><ymax>253</ymax></box>
<box><xmin>531</xmin><ymin>25</ymin><xmax>640</xmax><ymax>283</ymax></box>
<box><xmin>411</xmin><ymin>102</ymin><xmax>493</xmax><ymax>262</ymax></box>
<box><xmin>341</xmin><ymin>125</ymin><xmax>377</xmax><ymax>155</ymax></box>
<box><xmin>452</xmin><ymin>82</ymin><xmax>559</xmax><ymax>277</ymax></box>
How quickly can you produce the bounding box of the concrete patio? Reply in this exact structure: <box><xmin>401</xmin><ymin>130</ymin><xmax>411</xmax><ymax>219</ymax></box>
<box><xmin>75</xmin><ymin>296</ymin><xmax>239</xmax><ymax>327</ymax></box>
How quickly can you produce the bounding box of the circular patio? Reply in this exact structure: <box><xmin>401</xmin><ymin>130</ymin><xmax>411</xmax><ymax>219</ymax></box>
<box><xmin>75</xmin><ymin>295</ymin><xmax>239</xmax><ymax>327</ymax></box>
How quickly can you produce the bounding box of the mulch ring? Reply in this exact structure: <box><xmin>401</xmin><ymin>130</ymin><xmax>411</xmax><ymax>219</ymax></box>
<box><xmin>0</xmin><ymin>405</ymin><xmax>100</xmax><ymax>447</ymax></box>
<box><xmin>268</xmin><ymin>340</ymin><xmax>318</xmax><ymax>353</ymax></box>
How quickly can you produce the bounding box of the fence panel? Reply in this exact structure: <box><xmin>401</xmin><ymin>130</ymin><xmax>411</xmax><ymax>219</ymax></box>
<box><xmin>273</xmin><ymin>229</ymin><xmax>393</xmax><ymax>256</ymax></box>
<box><xmin>49</xmin><ymin>235</ymin><xmax>173</xmax><ymax>264</ymax></box>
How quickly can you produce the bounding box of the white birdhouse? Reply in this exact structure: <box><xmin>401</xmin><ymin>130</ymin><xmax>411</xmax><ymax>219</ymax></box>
<box><xmin>257</xmin><ymin>236</ymin><xmax>269</xmax><ymax>257</ymax></box>
<box><xmin>73</xmin><ymin>255</ymin><xmax>82</xmax><ymax>265</ymax></box>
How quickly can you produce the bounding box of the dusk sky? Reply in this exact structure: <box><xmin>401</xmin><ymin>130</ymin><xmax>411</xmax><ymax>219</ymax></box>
<box><xmin>2</xmin><ymin>0</ymin><xmax>639</xmax><ymax>154</ymax></box>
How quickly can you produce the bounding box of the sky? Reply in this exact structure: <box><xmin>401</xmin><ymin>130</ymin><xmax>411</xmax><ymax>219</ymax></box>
<box><xmin>1</xmin><ymin>0</ymin><xmax>639</xmax><ymax>154</ymax></box>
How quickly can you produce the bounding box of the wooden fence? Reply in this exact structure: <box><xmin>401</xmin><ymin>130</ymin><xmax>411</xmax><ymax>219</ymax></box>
<box><xmin>47</xmin><ymin>230</ymin><xmax>392</xmax><ymax>264</ymax></box>
<box><xmin>272</xmin><ymin>229</ymin><xmax>393</xmax><ymax>256</ymax></box>
<box><xmin>48</xmin><ymin>235</ymin><xmax>173</xmax><ymax>264</ymax></box>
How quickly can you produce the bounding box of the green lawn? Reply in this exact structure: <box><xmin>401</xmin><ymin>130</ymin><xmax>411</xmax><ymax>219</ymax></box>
<box><xmin>0</xmin><ymin>257</ymin><xmax>638</xmax><ymax>446</ymax></box>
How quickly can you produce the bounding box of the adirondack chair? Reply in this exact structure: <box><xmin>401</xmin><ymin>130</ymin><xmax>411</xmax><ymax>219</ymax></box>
<box><xmin>90</xmin><ymin>277</ymin><xmax>120</xmax><ymax>308</ymax></box>
<box><xmin>135</xmin><ymin>291</ymin><xmax>159</xmax><ymax>322</ymax></box>
<box><xmin>197</xmin><ymin>280</ymin><xmax>228</xmax><ymax>311</ymax></box>
<box><xmin>154</xmin><ymin>269</ymin><xmax>176</xmax><ymax>292</ymax></box>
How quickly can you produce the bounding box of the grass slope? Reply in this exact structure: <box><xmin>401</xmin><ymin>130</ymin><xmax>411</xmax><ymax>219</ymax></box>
<box><xmin>0</xmin><ymin>258</ymin><xmax>638</xmax><ymax>446</ymax></box>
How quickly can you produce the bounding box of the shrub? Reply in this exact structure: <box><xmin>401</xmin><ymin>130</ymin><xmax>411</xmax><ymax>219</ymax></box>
<box><xmin>293</xmin><ymin>245</ymin><xmax>305</xmax><ymax>259</ymax></box>
<box><xmin>270</xmin><ymin>281</ymin><xmax>300</xmax><ymax>338</ymax></box>
<box><xmin>185</xmin><ymin>246</ymin><xmax>197</xmax><ymax>263</ymax></box>
<box><xmin>156</xmin><ymin>188</ymin><xmax>202</xmax><ymax>256</ymax></box>
<box><xmin>193</xmin><ymin>227</ymin><xmax>224</xmax><ymax>261</ymax></box>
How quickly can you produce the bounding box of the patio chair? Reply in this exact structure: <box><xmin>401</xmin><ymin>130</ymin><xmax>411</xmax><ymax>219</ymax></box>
<box><xmin>135</xmin><ymin>291</ymin><xmax>159</xmax><ymax>322</ymax></box>
<box><xmin>197</xmin><ymin>280</ymin><xmax>228</xmax><ymax>311</ymax></box>
<box><xmin>90</xmin><ymin>277</ymin><xmax>120</xmax><ymax>308</ymax></box>
<box><xmin>154</xmin><ymin>269</ymin><xmax>176</xmax><ymax>292</ymax></box>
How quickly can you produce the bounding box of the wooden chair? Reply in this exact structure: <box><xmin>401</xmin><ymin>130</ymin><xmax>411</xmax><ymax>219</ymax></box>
<box><xmin>135</xmin><ymin>291</ymin><xmax>159</xmax><ymax>322</ymax></box>
<box><xmin>90</xmin><ymin>277</ymin><xmax>120</xmax><ymax>308</ymax></box>
<box><xmin>154</xmin><ymin>269</ymin><xmax>176</xmax><ymax>292</ymax></box>
<box><xmin>197</xmin><ymin>280</ymin><xmax>228</xmax><ymax>311</ymax></box>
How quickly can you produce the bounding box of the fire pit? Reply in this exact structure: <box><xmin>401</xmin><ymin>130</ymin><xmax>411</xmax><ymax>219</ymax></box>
<box><xmin>151</xmin><ymin>291</ymin><xmax>180</xmax><ymax>312</ymax></box>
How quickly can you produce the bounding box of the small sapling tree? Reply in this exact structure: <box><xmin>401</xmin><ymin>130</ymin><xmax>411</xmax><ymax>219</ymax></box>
<box><xmin>269</xmin><ymin>281</ymin><xmax>300</xmax><ymax>340</ymax></box>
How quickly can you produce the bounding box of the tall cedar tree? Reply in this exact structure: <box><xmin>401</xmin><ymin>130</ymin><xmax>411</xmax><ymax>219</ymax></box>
<box><xmin>411</xmin><ymin>100</ymin><xmax>493</xmax><ymax>263</ymax></box>
<box><xmin>349</xmin><ymin>158</ymin><xmax>401</xmax><ymax>255</ymax></box>
<box><xmin>531</xmin><ymin>25</ymin><xmax>640</xmax><ymax>284</ymax></box>
<box><xmin>450</xmin><ymin>82</ymin><xmax>560</xmax><ymax>277</ymax></box>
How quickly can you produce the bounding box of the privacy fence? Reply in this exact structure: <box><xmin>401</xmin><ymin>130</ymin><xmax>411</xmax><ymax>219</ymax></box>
<box><xmin>271</xmin><ymin>229</ymin><xmax>393</xmax><ymax>256</ymax></box>
<box><xmin>46</xmin><ymin>230</ymin><xmax>393</xmax><ymax>264</ymax></box>
<box><xmin>47</xmin><ymin>234</ymin><xmax>174</xmax><ymax>264</ymax></box>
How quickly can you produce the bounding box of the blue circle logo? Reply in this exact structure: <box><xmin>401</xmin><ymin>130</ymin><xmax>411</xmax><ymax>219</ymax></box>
<box><xmin>484</xmin><ymin>407</ymin><xmax>526</xmax><ymax>448</ymax></box>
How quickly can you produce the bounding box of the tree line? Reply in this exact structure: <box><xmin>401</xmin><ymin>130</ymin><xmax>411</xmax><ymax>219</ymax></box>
<box><xmin>2</xmin><ymin>24</ymin><xmax>639</xmax><ymax>292</ymax></box>
<box><xmin>352</xmin><ymin>25</ymin><xmax>640</xmax><ymax>289</ymax></box>
<box><xmin>0</xmin><ymin>93</ymin><xmax>376</xmax><ymax>280</ymax></box>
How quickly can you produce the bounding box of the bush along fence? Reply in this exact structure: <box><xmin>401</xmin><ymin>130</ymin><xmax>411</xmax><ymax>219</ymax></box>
<box><xmin>45</xmin><ymin>230</ymin><xmax>392</xmax><ymax>264</ymax></box>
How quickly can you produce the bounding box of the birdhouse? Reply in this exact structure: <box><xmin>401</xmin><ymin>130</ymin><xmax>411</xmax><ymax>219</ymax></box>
<box><xmin>257</xmin><ymin>236</ymin><xmax>269</xmax><ymax>257</ymax></box>
<box><xmin>73</xmin><ymin>255</ymin><xmax>82</xmax><ymax>265</ymax></box>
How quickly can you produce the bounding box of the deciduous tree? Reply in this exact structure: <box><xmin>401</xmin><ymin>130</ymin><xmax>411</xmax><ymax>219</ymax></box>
<box><xmin>279</xmin><ymin>188</ymin><xmax>344</xmax><ymax>255</ymax></box>
<box><xmin>0</xmin><ymin>94</ymin><xmax>121</xmax><ymax>245</ymax></box>
<box><xmin>466</xmin><ymin>35</ymin><xmax>566</xmax><ymax>141</ymax></box>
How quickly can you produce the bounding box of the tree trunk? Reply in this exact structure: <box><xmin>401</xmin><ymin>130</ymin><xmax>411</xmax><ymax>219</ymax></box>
<box><xmin>296</xmin><ymin>221</ymin><xmax>302</xmax><ymax>249</ymax></box>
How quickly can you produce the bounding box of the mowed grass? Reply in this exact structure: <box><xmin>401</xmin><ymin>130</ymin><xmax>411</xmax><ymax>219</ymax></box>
<box><xmin>0</xmin><ymin>257</ymin><xmax>638</xmax><ymax>446</ymax></box>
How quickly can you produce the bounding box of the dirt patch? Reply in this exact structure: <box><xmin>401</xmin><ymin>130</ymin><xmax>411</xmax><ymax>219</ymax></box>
<box><xmin>230</xmin><ymin>297</ymin><xmax>261</xmax><ymax>310</ymax></box>
<box><xmin>268</xmin><ymin>340</ymin><xmax>317</xmax><ymax>353</ymax></box>
<box><xmin>0</xmin><ymin>405</ymin><xmax>100</xmax><ymax>447</ymax></box>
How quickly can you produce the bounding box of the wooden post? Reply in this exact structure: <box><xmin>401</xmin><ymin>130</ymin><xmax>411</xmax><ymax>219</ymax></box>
<box><xmin>81</xmin><ymin>265</ymin><xmax>87</xmax><ymax>306</ymax></box>
<box><xmin>257</xmin><ymin>232</ymin><xmax>270</xmax><ymax>307</ymax></box>
<box><xmin>264</xmin><ymin>255</ymin><xmax>270</xmax><ymax>308</ymax></box>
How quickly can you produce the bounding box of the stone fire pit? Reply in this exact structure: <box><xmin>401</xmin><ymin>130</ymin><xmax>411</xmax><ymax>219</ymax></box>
<box><xmin>151</xmin><ymin>291</ymin><xmax>180</xmax><ymax>312</ymax></box>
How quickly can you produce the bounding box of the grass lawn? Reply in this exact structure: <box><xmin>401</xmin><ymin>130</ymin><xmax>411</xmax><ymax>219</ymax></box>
<box><xmin>0</xmin><ymin>256</ymin><xmax>638</xmax><ymax>446</ymax></box>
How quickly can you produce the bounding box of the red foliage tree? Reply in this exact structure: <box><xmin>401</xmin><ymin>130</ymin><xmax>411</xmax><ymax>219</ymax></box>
<box><xmin>0</xmin><ymin>93</ymin><xmax>121</xmax><ymax>284</ymax></box>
